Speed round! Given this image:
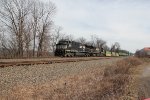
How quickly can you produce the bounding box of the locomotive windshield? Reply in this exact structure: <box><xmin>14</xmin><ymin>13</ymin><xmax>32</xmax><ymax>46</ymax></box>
<box><xmin>56</xmin><ymin>45</ymin><xmax>67</xmax><ymax>49</ymax></box>
<box><xmin>58</xmin><ymin>40</ymin><xmax>70</xmax><ymax>44</ymax></box>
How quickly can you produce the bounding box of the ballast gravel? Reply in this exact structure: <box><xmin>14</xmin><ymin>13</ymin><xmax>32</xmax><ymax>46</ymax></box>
<box><xmin>0</xmin><ymin>58</ymin><xmax>121</xmax><ymax>96</ymax></box>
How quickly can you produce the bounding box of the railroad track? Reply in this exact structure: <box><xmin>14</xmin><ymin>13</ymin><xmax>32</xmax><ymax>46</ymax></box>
<box><xmin>0</xmin><ymin>57</ymin><xmax>111</xmax><ymax>68</ymax></box>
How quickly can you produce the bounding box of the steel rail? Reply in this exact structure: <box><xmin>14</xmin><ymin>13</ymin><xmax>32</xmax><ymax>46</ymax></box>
<box><xmin>0</xmin><ymin>57</ymin><xmax>111</xmax><ymax>68</ymax></box>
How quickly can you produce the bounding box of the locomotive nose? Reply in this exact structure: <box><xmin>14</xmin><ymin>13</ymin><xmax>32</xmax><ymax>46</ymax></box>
<box><xmin>55</xmin><ymin>49</ymin><xmax>65</xmax><ymax>56</ymax></box>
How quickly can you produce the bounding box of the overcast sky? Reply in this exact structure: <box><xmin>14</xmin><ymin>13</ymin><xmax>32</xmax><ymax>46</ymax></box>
<box><xmin>50</xmin><ymin>0</ymin><xmax>150</xmax><ymax>52</ymax></box>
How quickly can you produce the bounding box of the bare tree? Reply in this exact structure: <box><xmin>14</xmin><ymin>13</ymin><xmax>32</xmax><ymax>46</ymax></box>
<box><xmin>114</xmin><ymin>42</ymin><xmax>120</xmax><ymax>53</ymax></box>
<box><xmin>103</xmin><ymin>44</ymin><xmax>110</xmax><ymax>51</ymax></box>
<box><xmin>31</xmin><ymin>0</ymin><xmax>54</xmax><ymax>57</ymax></box>
<box><xmin>36</xmin><ymin>1</ymin><xmax>56</xmax><ymax>57</ymax></box>
<box><xmin>23</xmin><ymin>23</ymin><xmax>32</xmax><ymax>58</ymax></box>
<box><xmin>90</xmin><ymin>35</ymin><xmax>106</xmax><ymax>51</ymax></box>
<box><xmin>64</xmin><ymin>34</ymin><xmax>74</xmax><ymax>41</ymax></box>
<box><xmin>0</xmin><ymin>30</ymin><xmax>5</xmax><ymax>58</ymax></box>
<box><xmin>0</xmin><ymin>29</ymin><xmax>16</xmax><ymax>58</ymax></box>
<box><xmin>0</xmin><ymin>27</ymin><xmax>3</xmax><ymax>49</ymax></box>
<box><xmin>111</xmin><ymin>42</ymin><xmax>120</xmax><ymax>53</ymax></box>
<box><xmin>31</xmin><ymin>1</ymin><xmax>39</xmax><ymax>57</ymax></box>
<box><xmin>96</xmin><ymin>38</ymin><xmax>106</xmax><ymax>52</ymax></box>
<box><xmin>0</xmin><ymin>0</ymin><xmax>33</xmax><ymax>58</ymax></box>
<box><xmin>77</xmin><ymin>37</ymin><xmax>86</xmax><ymax>44</ymax></box>
<box><xmin>50</xmin><ymin>26</ymin><xmax>63</xmax><ymax>53</ymax></box>
<box><xmin>0</xmin><ymin>0</ymin><xmax>56</xmax><ymax>58</ymax></box>
<box><xmin>90</xmin><ymin>35</ymin><xmax>97</xmax><ymax>46</ymax></box>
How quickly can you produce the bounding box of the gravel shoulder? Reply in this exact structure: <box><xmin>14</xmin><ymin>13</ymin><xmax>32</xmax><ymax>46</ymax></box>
<box><xmin>138</xmin><ymin>63</ymin><xmax>150</xmax><ymax>99</ymax></box>
<box><xmin>0</xmin><ymin>58</ymin><xmax>121</xmax><ymax>96</ymax></box>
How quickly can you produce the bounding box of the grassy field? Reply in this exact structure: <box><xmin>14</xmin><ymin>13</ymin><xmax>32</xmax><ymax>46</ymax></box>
<box><xmin>0</xmin><ymin>57</ymin><xmax>149</xmax><ymax>100</ymax></box>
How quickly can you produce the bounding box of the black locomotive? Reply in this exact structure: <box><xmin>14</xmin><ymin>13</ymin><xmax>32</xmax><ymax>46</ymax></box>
<box><xmin>55</xmin><ymin>40</ymin><xmax>104</xmax><ymax>57</ymax></box>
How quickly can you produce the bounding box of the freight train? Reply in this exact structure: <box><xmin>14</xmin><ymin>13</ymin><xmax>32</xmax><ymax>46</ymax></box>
<box><xmin>55</xmin><ymin>40</ymin><xmax>129</xmax><ymax>57</ymax></box>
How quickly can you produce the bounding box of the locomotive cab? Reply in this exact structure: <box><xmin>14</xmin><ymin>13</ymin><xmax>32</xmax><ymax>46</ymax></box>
<box><xmin>55</xmin><ymin>40</ymin><xmax>69</xmax><ymax>56</ymax></box>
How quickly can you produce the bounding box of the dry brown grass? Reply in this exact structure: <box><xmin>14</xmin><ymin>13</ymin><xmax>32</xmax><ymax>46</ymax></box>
<box><xmin>1</xmin><ymin>57</ymin><xmax>144</xmax><ymax>100</ymax></box>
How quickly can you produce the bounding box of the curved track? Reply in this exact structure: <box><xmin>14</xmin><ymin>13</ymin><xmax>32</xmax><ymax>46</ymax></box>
<box><xmin>0</xmin><ymin>57</ymin><xmax>111</xmax><ymax>68</ymax></box>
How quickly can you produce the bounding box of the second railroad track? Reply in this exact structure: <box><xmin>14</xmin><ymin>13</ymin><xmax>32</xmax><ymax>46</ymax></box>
<box><xmin>0</xmin><ymin>57</ymin><xmax>111</xmax><ymax>68</ymax></box>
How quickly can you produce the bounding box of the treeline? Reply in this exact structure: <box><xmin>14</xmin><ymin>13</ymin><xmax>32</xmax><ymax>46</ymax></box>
<box><xmin>76</xmin><ymin>35</ymin><xmax>131</xmax><ymax>55</ymax></box>
<box><xmin>0</xmin><ymin>0</ymin><xmax>58</xmax><ymax>58</ymax></box>
<box><xmin>0</xmin><ymin>0</ymin><xmax>130</xmax><ymax>59</ymax></box>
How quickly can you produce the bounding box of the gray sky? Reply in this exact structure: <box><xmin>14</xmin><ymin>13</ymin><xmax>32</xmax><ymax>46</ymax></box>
<box><xmin>51</xmin><ymin>0</ymin><xmax>150</xmax><ymax>52</ymax></box>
